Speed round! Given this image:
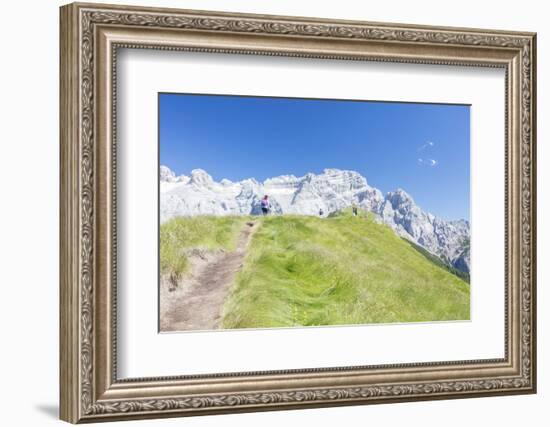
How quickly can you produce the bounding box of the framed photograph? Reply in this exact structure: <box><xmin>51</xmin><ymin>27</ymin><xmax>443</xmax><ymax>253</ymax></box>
<box><xmin>60</xmin><ymin>2</ymin><xmax>537</xmax><ymax>423</ymax></box>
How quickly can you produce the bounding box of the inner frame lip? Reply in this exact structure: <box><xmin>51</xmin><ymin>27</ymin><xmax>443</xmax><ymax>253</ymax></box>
<box><xmin>107</xmin><ymin>42</ymin><xmax>511</xmax><ymax>385</ymax></box>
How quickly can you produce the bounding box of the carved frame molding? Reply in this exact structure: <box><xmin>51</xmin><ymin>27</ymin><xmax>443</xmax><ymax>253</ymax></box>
<box><xmin>60</xmin><ymin>2</ymin><xmax>536</xmax><ymax>423</ymax></box>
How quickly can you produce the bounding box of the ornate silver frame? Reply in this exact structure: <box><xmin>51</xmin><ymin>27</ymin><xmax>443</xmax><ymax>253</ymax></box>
<box><xmin>60</xmin><ymin>2</ymin><xmax>537</xmax><ymax>423</ymax></box>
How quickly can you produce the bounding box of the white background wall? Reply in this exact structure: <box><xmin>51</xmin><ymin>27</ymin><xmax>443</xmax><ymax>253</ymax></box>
<box><xmin>0</xmin><ymin>0</ymin><xmax>546</xmax><ymax>426</ymax></box>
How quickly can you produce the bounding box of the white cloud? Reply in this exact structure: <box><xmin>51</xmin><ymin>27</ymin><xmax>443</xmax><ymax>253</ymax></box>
<box><xmin>418</xmin><ymin>140</ymin><xmax>435</xmax><ymax>152</ymax></box>
<box><xmin>418</xmin><ymin>158</ymin><xmax>438</xmax><ymax>167</ymax></box>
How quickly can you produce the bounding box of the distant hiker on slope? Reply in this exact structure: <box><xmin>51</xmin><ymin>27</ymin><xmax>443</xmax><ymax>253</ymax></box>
<box><xmin>261</xmin><ymin>195</ymin><xmax>270</xmax><ymax>215</ymax></box>
<box><xmin>319</xmin><ymin>208</ymin><xmax>324</xmax><ymax>217</ymax></box>
<box><xmin>352</xmin><ymin>204</ymin><xmax>358</xmax><ymax>216</ymax></box>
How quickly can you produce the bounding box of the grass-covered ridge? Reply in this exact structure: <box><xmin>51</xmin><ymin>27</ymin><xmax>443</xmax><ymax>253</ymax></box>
<box><xmin>221</xmin><ymin>210</ymin><xmax>470</xmax><ymax>328</ymax></box>
<box><xmin>160</xmin><ymin>216</ymin><xmax>248</xmax><ymax>280</ymax></box>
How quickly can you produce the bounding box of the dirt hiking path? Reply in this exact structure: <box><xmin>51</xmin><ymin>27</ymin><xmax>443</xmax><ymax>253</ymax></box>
<box><xmin>160</xmin><ymin>221</ymin><xmax>258</xmax><ymax>332</ymax></box>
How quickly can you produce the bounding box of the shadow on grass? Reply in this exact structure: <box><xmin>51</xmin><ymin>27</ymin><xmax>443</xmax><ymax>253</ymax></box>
<box><xmin>401</xmin><ymin>238</ymin><xmax>470</xmax><ymax>283</ymax></box>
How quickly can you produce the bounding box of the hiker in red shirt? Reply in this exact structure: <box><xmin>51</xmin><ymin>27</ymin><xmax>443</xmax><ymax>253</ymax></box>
<box><xmin>261</xmin><ymin>195</ymin><xmax>270</xmax><ymax>215</ymax></box>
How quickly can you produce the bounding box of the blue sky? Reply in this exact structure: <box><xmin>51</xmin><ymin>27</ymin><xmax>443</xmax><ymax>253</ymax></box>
<box><xmin>159</xmin><ymin>93</ymin><xmax>470</xmax><ymax>221</ymax></box>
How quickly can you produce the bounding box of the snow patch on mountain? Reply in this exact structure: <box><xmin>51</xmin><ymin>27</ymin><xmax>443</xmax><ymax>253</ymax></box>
<box><xmin>160</xmin><ymin>166</ymin><xmax>470</xmax><ymax>273</ymax></box>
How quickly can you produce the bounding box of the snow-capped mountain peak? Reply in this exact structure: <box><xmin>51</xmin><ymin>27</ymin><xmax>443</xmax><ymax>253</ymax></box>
<box><xmin>189</xmin><ymin>169</ymin><xmax>214</xmax><ymax>186</ymax></box>
<box><xmin>160</xmin><ymin>165</ymin><xmax>177</xmax><ymax>182</ymax></box>
<box><xmin>160</xmin><ymin>165</ymin><xmax>190</xmax><ymax>184</ymax></box>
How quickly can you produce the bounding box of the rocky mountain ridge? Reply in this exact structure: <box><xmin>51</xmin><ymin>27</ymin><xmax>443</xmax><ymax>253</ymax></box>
<box><xmin>160</xmin><ymin>165</ymin><xmax>470</xmax><ymax>273</ymax></box>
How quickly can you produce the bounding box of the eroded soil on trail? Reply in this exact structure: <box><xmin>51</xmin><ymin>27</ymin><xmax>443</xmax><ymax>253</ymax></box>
<box><xmin>160</xmin><ymin>221</ymin><xmax>258</xmax><ymax>332</ymax></box>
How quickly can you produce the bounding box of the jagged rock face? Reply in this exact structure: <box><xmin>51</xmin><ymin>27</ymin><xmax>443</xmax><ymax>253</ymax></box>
<box><xmin>160</xmin><ymin>165</ymin><xmax>190</xmax><ymax>184</ymax></box>
<box><xmin>452</xmin><ymin>247</ymin><xmax>470</xmax><ymax>273</ymax></box>
<box><xmin>160</xmin><ymin>167</ymin><xmax>383</xmax><ymax>219</ymax></box>
<box><xmin>378</xmin><ymin>190</ymin><xmax>470</xmax><ymax>272</ymax></box>
<box><xmin>160</xmin><ymin>165</ymin><xmax>176</xmax><ymax>182</ymax></box>
<box><xmin>160</xmin><ymin>166</ymin><xmax>470</xmax><ymax>273</ymax></box>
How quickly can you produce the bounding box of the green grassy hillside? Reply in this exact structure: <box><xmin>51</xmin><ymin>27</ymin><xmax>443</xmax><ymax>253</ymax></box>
<box><xmin>160</xmin><ymin>211</ymin><xmax>470</xmax><ymax>329</ymax></box>
<box><xmin>160</xmin><ymin>216</ymin><xmax>247</xmax><ymax>281</ymax></box>
<box><xmin>221</xmin><ymin>210</ymin><xmax>470</xmax><ymax>328</ymax></box>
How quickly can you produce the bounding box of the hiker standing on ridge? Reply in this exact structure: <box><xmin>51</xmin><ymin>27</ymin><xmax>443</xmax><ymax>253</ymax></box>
<box><xmin>352</xmin><ymin>203</ymin><xmax>358</xmax><ymax>216</ymax></box>
<box><xmin>260</xmin><ymin>195</ymin><xmax>270</xmax><ymax>215</ymax></box>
